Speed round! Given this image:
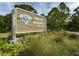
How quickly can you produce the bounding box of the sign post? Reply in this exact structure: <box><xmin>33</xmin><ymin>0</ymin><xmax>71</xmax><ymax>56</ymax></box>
<box><xmin>11</xmin><ymin>7</ymin><xmax>47</xmax><ymax>43</ymax></box>
<box><xmin>12</xmin><ymin>9</ymin><xmax>16</xmax><ymax>41</ymax></box>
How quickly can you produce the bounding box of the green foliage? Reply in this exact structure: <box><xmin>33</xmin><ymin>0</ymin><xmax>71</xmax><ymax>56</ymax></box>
<box><xmin>0</xmin><ymin>37</ymin><xmax>26</xmax><ymax>56</ymax></box>
<box><xmin>47</xmin><ymin>8</ymin><xmax>69</xmax><ymax>31</ymax></box>
<box><xmin>0</xmin><ymin>14</ymin><xmax>11</xmax><ymax>33</ymax></box>
<box><xmin>63</xmin><ymin>39</ymin><xmax>79</xmax><ymax>55</ymax></box>
<box><xmin>0</xmin><ymin>43</ymin><xmax>25</xmax><ymax>56</ymax></box>
<box><xmin>67</xmin><ymin>6</ymin><xmax>79</xmax><ymax>31</ymax></box>
<box><xmin>0</xmin><ymin>31</ymin><xmax>79</xmax><ymax>56</ymax></box>
<box><xmin>0</xmin><ymin>38</ymin><xmax>8</xmax><ymax>45</ymax></box>
<box><xmin>4</xmin><ymin>14</ymin><xmax>12</xmax><ymax>32</ymax></box>
<box><xmin>15</xmin><ymin>4</ymin><xmax>37</xmax><ymax>14</ymax></box>
<box><xmin>17</xmin><ymin>31</ymin><xmax>79</xmax><ymax>56</ymax></box>
<box><xmin>58</xmin><ymin>2</ymin><xmax>70</xmax><ymax>13</ymax></box>
<box><xmin>74</xmin><ymin>7</ymin><xmax>79</xmax><ymax>15</ymax></box>
<box><xmin>47</xmin><ymin>2</ymin><xmax>70</xmax><ymax>31</ymax></box>
<box><xmin>0</xmin><ymin>15</ymin><xmax>4</xmax><ymax>32</ymax></box>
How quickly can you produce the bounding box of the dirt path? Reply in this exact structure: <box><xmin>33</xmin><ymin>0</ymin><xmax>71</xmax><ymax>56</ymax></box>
<box><xmin>66</xmin><ymin>31</ymin><xmax>79</xmax><ymax>36</ymax></box>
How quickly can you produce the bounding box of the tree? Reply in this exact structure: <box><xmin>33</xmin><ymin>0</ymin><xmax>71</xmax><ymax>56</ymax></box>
<box><xmin>47</xmin><ymin>3</ymin><xmax>70</xmax><ymax>31</ymax></box>
<box><xmin>58</xmin><ymin>2</ymin><xmax>70</xmax><ymax>14</ymax></box>
<box><xmin>47</xmin><ymin>7</ymin><xmax>59</xmax><ymax>18</ymax></box>
<box><xmin>74</xmin><ymin>7</ymin><xmax>79</xmax><ymax>15</ymax></box>
<box><xmin>0</xmin><ymin>14</ymin><xmax>12</xmax><ymax>33</ymax></box>
<box><xmin>0</xmin><ymin>15</ymin><xmax>4</xmax><ymax>32</ymax></box>
<box><xmin>15</xmin><ymin>4</ymin><xmax>37</xmax><ymax>14</ymax></box>
<box><xmin>68</xmin><ymin>7</ymin><xmax>79</xmax><ymax>31</ymax></box>
<box><xmin>41</xmin><ymin>14</ymin><xmax>46</xmax><ymax>17</ymax></box>
<box><xmin>4</xmin><ymin>14</ymin><xmax>12</xmax><ymax>32</ymax></box>
<box><xmin>47</xmin><ymin>7</ymin><xmax>60</xmax><ymax>30</ymax></box>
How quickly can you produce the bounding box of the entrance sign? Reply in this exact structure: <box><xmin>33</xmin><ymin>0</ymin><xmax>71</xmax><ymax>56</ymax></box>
<box><xmin>12</xmin><ymin>8</ymin><xmax>47</xmax><ymax>40</ymax></box>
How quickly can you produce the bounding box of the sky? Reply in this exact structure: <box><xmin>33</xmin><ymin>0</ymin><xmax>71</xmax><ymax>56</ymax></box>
<box><xmin>0</xmin><ymin>2</ymin><xmax>79</xmax><ymax>16</ymax></box>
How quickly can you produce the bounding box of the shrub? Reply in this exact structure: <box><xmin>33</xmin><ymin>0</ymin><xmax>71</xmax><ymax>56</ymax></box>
<box><xmin>63</xmin><ymin>39</ymin><xmax>79</xmax><ymax>56</ymax></box>
<box><xmin>0</xmin><ymin>43</ymin><xmax>25</xmax><ymax>56</ymax></box>
<box><xmin>0</xmin><ymin>38</ymin><xmax>8</xmax><ymax>45</ymax></box>
<box><xmin>0</xmin><ymin>31</ymin><xmax>79</xmax><ymax>56</ymax></box>
<box><xmin>18</xmin><ymin>31</ymin><xmax>69</xmax><ymax>56</ymax></box>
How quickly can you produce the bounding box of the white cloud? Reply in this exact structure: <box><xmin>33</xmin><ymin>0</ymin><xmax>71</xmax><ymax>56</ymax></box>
<box><xmin>69</xmin><ymin>2</ymin><xmax>79</xmax><ymax>10</ymax></box>
<box><xmin>0</xmin><ymin>2</ymin><xmax>79</xmax><ymax>16</ymax></box>
<box><xmin>66</xmin><ymin>2</ymin><xmax>79</xmax><ymax>13</ymax></box>
<box><xmin>0</xmin><ymin>2</ymin><xmax>16</xmax><ymax>15</ymax></box>
<box><xmin>7</xmin><ymin>2</ymin><xmax>15</xmax><ymax>10</ymax></box>
<box><xmin>0</xmin><ymin>11</ymin><xmax>7</xmax><ymax>15</ymax></box>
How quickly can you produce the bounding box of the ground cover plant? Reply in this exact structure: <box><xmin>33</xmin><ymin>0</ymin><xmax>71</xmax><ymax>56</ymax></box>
<box><xmin>0</xmin><ymin>31</ymin><xmax>79</xmax><ymax>56</ymax></box>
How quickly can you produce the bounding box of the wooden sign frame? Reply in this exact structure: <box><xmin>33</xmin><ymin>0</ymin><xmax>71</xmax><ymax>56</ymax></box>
<box><xmin>12</xmin><ymin>7</ymin><xmax>47</xmax><ymax>40</ymax></box>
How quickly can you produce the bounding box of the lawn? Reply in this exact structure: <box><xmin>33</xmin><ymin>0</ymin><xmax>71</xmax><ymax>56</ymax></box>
<box><xmin>0</xmin><ymin>32</ymin><xmax>11</xmax><ymax>37</ymax></box>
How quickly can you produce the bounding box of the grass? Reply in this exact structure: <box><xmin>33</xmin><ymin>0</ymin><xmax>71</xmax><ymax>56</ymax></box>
<box><xmin>0</xmin><ymin>43</ymin><xmax>26</xmax><ymax>56</ymax></box>
<box><xmin>0</xmin><ymin>32</ymin><xmax>11</xmax><ymax>37</ymax></box>
<box><xmin>0</xmin><ymin>31</ymin><xmax>79</xmax><ymax>56</ymax></box>
<box><xmin>17</xmin><ymin>31</ymin><xmax>79</xmax><ymax>56</ymax></box>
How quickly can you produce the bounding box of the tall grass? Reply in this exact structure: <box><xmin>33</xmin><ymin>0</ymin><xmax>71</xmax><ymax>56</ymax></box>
<box><xmin>18</xmin><ymin>31</ymin><xmax>79</xmax><ymax>56</ymax></box>
<box><xmin>0</xmin><ymin>31</ymin><xmax>79</xmax><ymax>56</ymax></box>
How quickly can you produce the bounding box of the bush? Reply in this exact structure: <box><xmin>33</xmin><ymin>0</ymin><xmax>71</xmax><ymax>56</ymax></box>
<box><xmin>0</xmin><ymin>43</ymin><xmax>25</xmax><ymax>56</ymax></box>
<box><xmin>17</xmin><ymin>31</ymin><xmax>79</xmax><ymax>56</ymax></box>
<box><xmin>0</xmin><ymin>31</ymin><xmax>79</xmax><ymax>56</ymax></box>
<box><xmin>0</xmin><ymin>14</ymin><xmax>11</xmax><ymax>33</ymax></box>
<box><xmin>0</xmin><ymin>38</ymin><xmax>8</xmax><ymax>45</ymax></box>
<box><xmin>18</xmin><ymin>31</ymin><xmax>69</xmax><ymax>56</ymax></box>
